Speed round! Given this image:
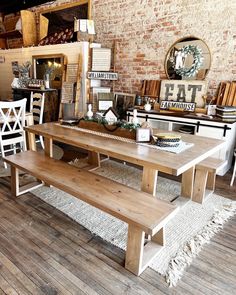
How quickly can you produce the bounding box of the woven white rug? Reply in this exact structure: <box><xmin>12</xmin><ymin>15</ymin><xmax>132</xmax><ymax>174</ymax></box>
<box><xmin>31</xmin><ymin>159</ymin><xmax>236</xmax><ymax>286</ymax></box>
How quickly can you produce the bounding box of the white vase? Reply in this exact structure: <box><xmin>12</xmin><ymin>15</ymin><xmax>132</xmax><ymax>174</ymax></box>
<box><xmin>11</xmin><ymin>78</ymin><xmax>20</xmax><ymax>88</ymax></box>
<box><xmin>44</xmin><ymin>80</ymin><xmax>50</xmax><ymax>89</ymax></box>
<box><xmin>144</xmin><ymin>103</ymin><xmax>151</xmax><ymax>111</ymax></box>
<box><xmin>132</xmin><ymin>109</ymin><xmax>139</xmax><ymax>124</ymax></box>
<box><xmin>86</xmin><ymin>104</ymin><xmax>93</xmax><ymax>119</ymax></box>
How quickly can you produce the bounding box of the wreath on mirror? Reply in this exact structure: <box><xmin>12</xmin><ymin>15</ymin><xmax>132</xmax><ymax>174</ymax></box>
<box><xmin>175</xmin><ymin>45</ymin><xmax>203</xmax><ymax>77</ymax></box>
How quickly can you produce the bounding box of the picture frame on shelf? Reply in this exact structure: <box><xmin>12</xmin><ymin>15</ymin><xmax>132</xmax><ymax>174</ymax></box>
<box><xmin>97</xmin><ymin>92</ymin><xmax>114</xmax><ymax>112</ymax></box>
<box><xmin>114</xmin><ymin>92</ymin><xmax>136</xmax><ymax>119</ymax></box>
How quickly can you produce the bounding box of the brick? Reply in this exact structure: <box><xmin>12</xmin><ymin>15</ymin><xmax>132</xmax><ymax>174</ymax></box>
<box><xmin>29</xmin><ymin>0</ymin><xmax>236</xmax><ymax>98</ymax></box>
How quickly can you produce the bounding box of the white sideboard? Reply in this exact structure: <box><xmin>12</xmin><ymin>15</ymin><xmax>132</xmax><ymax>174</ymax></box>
<box><xmin>127</xmin><ymin>109</ymin><xmax>236</xmax><ymax>175</ymax></box>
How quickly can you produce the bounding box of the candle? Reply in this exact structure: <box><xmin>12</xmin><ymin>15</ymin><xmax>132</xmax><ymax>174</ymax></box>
<box><xmin>133</xmin><ymin>109</ymin><xmax>139</xmax><ymax>124</ymax></box>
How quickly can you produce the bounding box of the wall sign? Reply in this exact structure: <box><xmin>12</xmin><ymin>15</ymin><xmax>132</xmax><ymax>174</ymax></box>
<box><xmin>87</xmin><ymin>72</ymin><xmax>118</xmax><ymax>80</ymax></box>
<box><xmin>160</xmin><ymin>100</ymin><xmax>196</xmax><ymax>112</ymax></box>
<box><xmin>160</xmin><ymin>80</ymin><xmax>207</xmax><ymax>107</ymax></box>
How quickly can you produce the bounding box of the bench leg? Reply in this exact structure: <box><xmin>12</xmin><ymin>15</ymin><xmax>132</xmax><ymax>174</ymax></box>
<box><xmin>11</xmin><ymin>166</ymin><xmax>19</xmax><ymax>198</ymax></box>
<box><xmin>181</xmin><ymin>166</ymin><xmax>194</xmax><ymax>199</ymax></box>
<box><xmin>125</xmin><ymin>224</ymin><xmax>145</xmax><ymax>275</ymax></box>
<box><xmin>125</xmin><ymin>224</ymin><xmax>165</xmax><ymax>276</ymax></box>
<box><xmin>152</xmin><ymin>227</ymin><xmax>165</xmax><ymax>246</ymax></box>
<box><xmin>192</xmin><ymin>168</ymin><xmax>208</xmax><ymax>203</ymax></box>
<box><xmin>10</xmin><ymin>165</ymin><xmax>43</xmax><ymax>198</ymax></box>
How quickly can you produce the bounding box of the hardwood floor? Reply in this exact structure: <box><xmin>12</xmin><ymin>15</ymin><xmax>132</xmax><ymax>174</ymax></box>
<box><xmin>0</xmin><ymin>147</ymin><xmax>235</xmax><ymax>294</ymax></box>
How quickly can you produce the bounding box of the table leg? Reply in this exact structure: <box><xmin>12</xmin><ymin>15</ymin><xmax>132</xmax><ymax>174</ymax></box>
<box><xmin>192</xmin><ymin>169</ymin><xmax>208</xmax><ymax>203</ymax></box>
<box><xmin>25</xmin><ymin>113</ymin><xmax>36</xmax><ymax>151</ymax></box>
<box><xmin>43</xmin><ymin>137</ymin><xmax>53</xmax><ymax>187</ymax></box>
<box><xmin>44</xmin><ymin>137</ymin><xmax>53</xmax><ymax>158</ymax></box>
<box><xmin>181</xmin><ymin>166</ymin><xmax>194</xmax><ymax>199</ymax></box>
<box><xmin>88</xmin><ymin>151</ymin><xmax>100</xmax><ymax>167</ymax></box>
<box><xmin>27</xmin><ymin>131</ymin><xmax>36</xmax><ymax>151</ymax></box>
<box><xmin>141</xmin><ymin>167</ymin><xmax>158</xmax><ymax>196</ymax></box>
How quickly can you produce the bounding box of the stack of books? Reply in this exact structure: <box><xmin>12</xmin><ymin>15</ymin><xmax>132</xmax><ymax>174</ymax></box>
<box><xmin>216</xmin><ymin>106</ymin><xmax>236</xmax><ymax>122</ymax></box>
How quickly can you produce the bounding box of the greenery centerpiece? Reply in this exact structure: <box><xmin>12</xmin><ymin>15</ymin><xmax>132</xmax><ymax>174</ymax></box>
<box><xmin>17</xmin><ymin>61</ymin><xmax>31</xmax><ymax>88</ymax></box>
<box><xmin>78</xmin><ymin>115</ymin><xmax>141</xmax><ymax>140</ymax></box>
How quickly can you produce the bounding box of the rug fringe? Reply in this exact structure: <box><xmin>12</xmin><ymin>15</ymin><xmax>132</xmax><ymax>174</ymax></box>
<box><xmin>165</xmin><ymin>202</ymin><xmax>236</xmax><ymax>287</ymax></box>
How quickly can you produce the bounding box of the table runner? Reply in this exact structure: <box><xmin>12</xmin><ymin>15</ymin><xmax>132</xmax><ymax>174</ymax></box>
<box><xmin>57</xmin><ymin>123</ymin><xmax>194</xmax><ymax>154</ymax></box>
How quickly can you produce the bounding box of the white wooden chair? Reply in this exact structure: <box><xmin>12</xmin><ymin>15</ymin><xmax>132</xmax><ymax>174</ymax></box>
<box><xmin>230</xmin><ymin>149</ymin><xmax>236</xmax><ymax>186</ymax></box>
<box><xmin>0</xmin><ymin>98</ymin><xmax>27</xmax><ymax>169</ymax></box>
<box><xmin>30</xmin><ymin>92</ymin><xmax>45</xmax><ymax>149</ymax></box>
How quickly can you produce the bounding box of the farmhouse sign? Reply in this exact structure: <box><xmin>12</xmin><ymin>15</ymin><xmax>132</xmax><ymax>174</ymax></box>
<box><xmin>87</xmin><ymin>71</ymin><xmax>118</xmax><ymax>80</ymax></box>
<box><xmin>160</xmin><ymin>100</ymin><xmax>196</xmax><ymax>112</ymax></box>
<box><xmin>160</xmin><ymin>80</ymin><xmax>207</xmax><ymax>107</ymax></box>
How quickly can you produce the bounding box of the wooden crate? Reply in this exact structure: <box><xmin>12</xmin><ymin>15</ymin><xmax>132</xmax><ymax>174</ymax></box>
<box><xmin>78</xmin><ymin>120</ymin><xmax>136</xmax><ymax>140</ymax></box>
<box><xmin>4</xmin><ymin>15</ymin><xmax>20</xmax><ymax>31</ymax></box>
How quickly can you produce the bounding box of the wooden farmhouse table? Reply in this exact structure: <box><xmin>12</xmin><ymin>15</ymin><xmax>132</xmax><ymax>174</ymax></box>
<box><xmin>25</xmin><ymin>122</ymin><xmax>225</xmax><ymax>200</ymax></box>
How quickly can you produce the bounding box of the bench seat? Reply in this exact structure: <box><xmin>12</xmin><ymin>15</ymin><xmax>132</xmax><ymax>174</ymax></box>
<box><xmin>192</xmin><ymin>157</ymin><xmax>227</xmax><ymax>203</ymax></box>
<box><xmin>4</xmin><ymin>150</ymin><xmax>178</xmax><ymax>276</ymax></box>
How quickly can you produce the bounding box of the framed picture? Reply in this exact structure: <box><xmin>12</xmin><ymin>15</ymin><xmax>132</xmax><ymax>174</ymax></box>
<box><xmin>12</xmin><ymin>61</ymin><xmax>19</xmax><ymax>77</ymax></box>
<box><xmin>136</xmin><ymin>128</ymin><xmax>151</xmax><ymax>142</ymax></box>
<box><xmin>97</xmin><ymin>92</ymin><xmax>114</xmax><ymax>112</ymax></box>
<box><xmin>114</xmin><ymin>92</ymin><xmax>136</xmax><ymax>119</ymax></box>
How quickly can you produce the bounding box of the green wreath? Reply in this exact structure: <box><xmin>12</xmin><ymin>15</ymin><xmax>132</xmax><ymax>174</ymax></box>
<box><xmin>175</xmin><ymin>45</ymin><xmax>203</xmax><ymax>77</ymax></box>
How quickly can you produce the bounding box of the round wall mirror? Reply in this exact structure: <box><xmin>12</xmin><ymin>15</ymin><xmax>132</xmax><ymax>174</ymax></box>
<box><xmin>164</xmin><ymin>36</ymin><xmax>211</xmax><ymax>80</ymax></box>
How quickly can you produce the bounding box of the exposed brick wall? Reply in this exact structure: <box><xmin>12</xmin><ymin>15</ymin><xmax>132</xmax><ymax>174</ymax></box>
<box><xmin>33</xmin><ymin>0</ymin><xmax>236</xmax><ymax>97</ymax></box>
<box><xmin>92</xmin><ymin>0</ymin><xmax>236</xmax><ymax>97</ymax></box>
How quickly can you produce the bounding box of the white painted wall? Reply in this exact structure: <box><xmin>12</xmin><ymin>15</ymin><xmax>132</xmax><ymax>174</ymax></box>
<box><xmin>0</xmin><ymin>41</ymin><xmax>89</xmax><ymax>112</ymax></box>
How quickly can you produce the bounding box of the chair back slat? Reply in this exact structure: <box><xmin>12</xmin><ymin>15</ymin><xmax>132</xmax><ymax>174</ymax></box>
<box><xmin>0</xmin><ymin>99</ymin><xmax>26</xmax><ymax>135</ymax></box>
<box><xmin>0</xmin><ymin>98</ymin><xmax>27</xmax><ymax>168</ymax></box>
<box><xmin>30</xmin><ymin>92</ymin><xmax>45</xmax><ymax>149</ymax></box>
<box><xmin>30</xmin><ymin>92</ymin><xmax>45</xmax><ymax>125</ymax></box>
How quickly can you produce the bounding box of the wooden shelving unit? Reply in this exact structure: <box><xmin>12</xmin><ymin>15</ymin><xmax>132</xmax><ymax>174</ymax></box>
<box><xmin>88</xmin><ymin>41</ymin><xmax>118</xmax><ymax>112</ymax></box>
<box><xmin>0</xmin><ymin>10</ymin><xmax>37</xmax><ymax>49</ymax></box>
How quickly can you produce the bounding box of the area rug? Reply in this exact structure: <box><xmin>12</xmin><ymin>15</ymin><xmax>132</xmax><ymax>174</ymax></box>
<box><xmin>31</xmin><ymin>159</ymin><xmax>236</xmax><ymax>287</ymax></box>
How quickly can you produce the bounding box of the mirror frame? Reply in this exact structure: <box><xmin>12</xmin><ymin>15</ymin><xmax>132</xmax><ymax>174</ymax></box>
<box><xmin>164</xmin><ymin>36</ymin><xmax>211</xmax><ymax>80</ymax></box>
<box><xmin>32</xmin><ymin>54</ymin><xmax>66</xmax><ymax>88</ymax></box>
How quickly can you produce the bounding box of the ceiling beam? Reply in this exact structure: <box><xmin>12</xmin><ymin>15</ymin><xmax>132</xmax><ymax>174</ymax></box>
<box><xmin>0</xmin><ymin>1</ymin><xmax>53</xmax><ymax>14</ymax></box>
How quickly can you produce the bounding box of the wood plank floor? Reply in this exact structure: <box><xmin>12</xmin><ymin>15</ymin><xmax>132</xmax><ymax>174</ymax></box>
<box><xmin>0</xmin><ymin>149</ymin><xmax>235</xmax><ymax>294</ymax></box>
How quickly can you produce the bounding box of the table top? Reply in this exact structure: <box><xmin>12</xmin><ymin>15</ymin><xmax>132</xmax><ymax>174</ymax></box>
<box><xmin>25</xmin><ymin>122</ymin><xmax>226</xmax><ymax>176</ymax></box>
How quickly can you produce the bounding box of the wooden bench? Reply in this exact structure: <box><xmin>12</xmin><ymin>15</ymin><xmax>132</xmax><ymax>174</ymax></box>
<box><xmin>192</xmin><ymin>157</ymin><xmax>227</xmax><ymax>203</ymax></box>
<box><xmin>4</xmin><ymin>150</ymin><xmax>178</xmax><ymax>276</ymax></box>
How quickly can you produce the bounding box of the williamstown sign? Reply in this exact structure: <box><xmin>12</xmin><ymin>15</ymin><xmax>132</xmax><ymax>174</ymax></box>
<box><xmin>87</xmin><ymin>72</ymin><xmax>118</xmax><ymax>80</ymax></box>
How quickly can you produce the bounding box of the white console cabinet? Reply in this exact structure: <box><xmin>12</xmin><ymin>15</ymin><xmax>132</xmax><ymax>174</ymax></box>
<box><xmin>127</xmin><ymin>109</ymin><xmax>236</xmax><ymax>175</ymax></box>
